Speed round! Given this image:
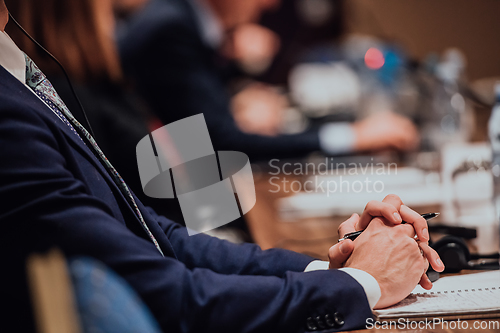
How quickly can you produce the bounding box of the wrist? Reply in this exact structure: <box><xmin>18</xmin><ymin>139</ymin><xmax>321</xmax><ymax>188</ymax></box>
<box><xmin>339</xmin><ymin>267</ymin><xmax>381</xmax><ymax>309</ymax></box>
<box><xmin>304</xmin><ymin>260</ymin><xmax>330</xmax><ymax>272</ymax></box>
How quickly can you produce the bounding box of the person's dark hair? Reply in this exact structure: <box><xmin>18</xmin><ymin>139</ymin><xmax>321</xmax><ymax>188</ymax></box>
<box><xmin>5</xmin><ymin>0</ymin><xmax>122</xmax><ymax>83</ymax></box>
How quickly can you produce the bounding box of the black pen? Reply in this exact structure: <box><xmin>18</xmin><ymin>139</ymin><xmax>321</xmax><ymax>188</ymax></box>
<box><xmin>338</xmin><ymin>212</ymin><xmax>439</xmax><ymax>242</ymax></box>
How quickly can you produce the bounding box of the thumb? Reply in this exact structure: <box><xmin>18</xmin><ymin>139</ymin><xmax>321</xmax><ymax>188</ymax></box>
<box><xmin>328</xmin><ymin>239</ymin><xmax>354</xmax><ymax>269</ymax></box>
<box><xmin>338</xmin><ymin>213</ymin><xmax>360</xmax><ymax>239</ymax></box>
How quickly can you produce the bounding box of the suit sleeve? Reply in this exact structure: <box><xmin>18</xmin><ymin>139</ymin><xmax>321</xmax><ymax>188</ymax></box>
<box><xmin>143</xmin><ymin>205</ymin><xmax>315</xmax><ymax>276</ymax></box>
<box><xmin>0</xmin><ymin>93</ymin><xmax>372</xmax><ymax>332</ymax></box>
<box><xmin>118</xmin><ymin>4</ymin><xmax>322</xmax><ymax>161</ymax></box>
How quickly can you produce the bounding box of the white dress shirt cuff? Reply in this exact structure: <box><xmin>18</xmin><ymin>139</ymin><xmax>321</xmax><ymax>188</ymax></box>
<box><xmin>339</xmin><ymin>267</ymin><xmax>381</xmax><ymax>309</ymax></box>
<box><xmin>304</xmin><ymin>261</ymin><xmax>381</xmax><ymax>309</ymax></box>
<box><xmin>304</xmin><ymin>260</ymin><xmax>330</xmax><ymax>272</ymax></box>
<box><xmin>318</xmin><ymin>122</ymin><xmax>356</xmax><ymax>155</ymax></box>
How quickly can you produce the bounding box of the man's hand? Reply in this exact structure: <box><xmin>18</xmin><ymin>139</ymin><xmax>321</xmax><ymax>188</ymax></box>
<box><xmin>352</xmin><ymin>112</ymin><xmax>420</xmax><ymax>152</ymax></box>
<box><xmin>344</xmin><ymin>217</ymin><xmax>427</xmax><ymax>309</ymax></box>
<box><xmin>328</xmin><ymin>214</ymin><xmax>356</xmax><ymax>269</ymax></box>
<box><xmin>328</xmin><ymin>195</ymin><xmax>445</xmax><ymax>307</ymax></box>
<box><xmin>328</xmin><ymin>198</ymin><xmax>405</xmax><ymax>269</ymax></box>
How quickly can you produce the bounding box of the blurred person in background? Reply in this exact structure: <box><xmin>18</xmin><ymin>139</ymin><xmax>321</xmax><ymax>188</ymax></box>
<box><xmin>6</xmin><ymin>0</ymin><xmax>187</xmax><ymax>222</ymax></box>
<box><xmin>221</xmin><ymin>22</ymin><xmax>287</xmax><ymax>137</ymax></box>
<box><xmin>116</xmin><ymin>0</ymin><xmax>420</xmax><ymax>162</ymax></box>
<box><xmin>259</xmin><ymin>0</ymin><xmax>346</xmax><ymax>86</ymax></box>
<box><xmin>259</xmin><ymin>0</ymin><xmax>435</xmax><ymax>143</ymax></box>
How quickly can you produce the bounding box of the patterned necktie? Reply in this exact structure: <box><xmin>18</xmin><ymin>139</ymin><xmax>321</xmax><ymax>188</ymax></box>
<box><xmin>24</xmin><ymin>54</ymin><xmax>164</xmax><ymax>256</ymax></box>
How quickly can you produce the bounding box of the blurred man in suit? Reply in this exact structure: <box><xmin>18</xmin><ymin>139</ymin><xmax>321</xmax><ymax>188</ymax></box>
<box><xmin>0</xmin><ymin>1</ymin><xmax>442</xmax><ymax>332</ymax></box>
<box><xmin>117</xmin><ymin>0</ymin><xmax>419</xmax><ymax>161</ymax></box>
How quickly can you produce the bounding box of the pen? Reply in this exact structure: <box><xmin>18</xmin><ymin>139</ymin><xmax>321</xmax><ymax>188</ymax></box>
<box><xmin>338</xmin><ymin>212</ymin><xmax>439</xmax><ymax>242</ymax></box>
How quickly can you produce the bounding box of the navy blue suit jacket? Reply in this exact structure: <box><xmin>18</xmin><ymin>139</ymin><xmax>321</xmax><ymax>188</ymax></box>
<box><xmin>0</xmin><ymin>65</ymin><xmax>372</xmax><ymax>332</ymax></box>
<box><xmin>118</xmin><ymin>0</ymin><xmax>322</xmax><ymax>161</ymax></box>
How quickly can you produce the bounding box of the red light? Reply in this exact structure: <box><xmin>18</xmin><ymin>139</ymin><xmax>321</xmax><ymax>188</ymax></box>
<box><xmin>365</xmin><ymin>48</ymin><xmax>385</xmax><ymax>70</ymax></box>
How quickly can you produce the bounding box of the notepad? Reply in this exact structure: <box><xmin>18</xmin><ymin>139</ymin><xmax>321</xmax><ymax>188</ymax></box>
<box><xmin>374</xmin><ymin>271</ymin><xmax>500</xmax><ymax>321</ymax></box>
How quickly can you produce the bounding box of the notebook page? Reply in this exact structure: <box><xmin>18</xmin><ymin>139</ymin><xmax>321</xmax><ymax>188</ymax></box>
<box><xmin>376</xmin><ymin>289</ymin><xmax>500</xmax><ymax>317</ymax></box>
<box><xmin>411</xmin><ymin>270</ymin><xmax>500</xmax><ymax>295</ymax></box>
<box><xmin>375</xmin><ymin>271</ymin><xmax>500</xmax><ymax>318</ymax></box>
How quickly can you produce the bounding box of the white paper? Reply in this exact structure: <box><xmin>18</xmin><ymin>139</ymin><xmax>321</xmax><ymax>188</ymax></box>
<box><xmin>375</xmin><ymin>271</ymin><xmax>500</xmax><ymax>318</ymax></box>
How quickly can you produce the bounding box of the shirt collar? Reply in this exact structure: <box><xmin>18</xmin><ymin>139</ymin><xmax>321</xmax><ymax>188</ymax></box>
<box><xmin>186</xmin><ymin>0</ymin><xmax>224</xmax><ymax>49</ymax></box>
<box><xmin>0</xmin><ymin>31</ymin><xmax>26</xmax><ymax>83</ymax></box>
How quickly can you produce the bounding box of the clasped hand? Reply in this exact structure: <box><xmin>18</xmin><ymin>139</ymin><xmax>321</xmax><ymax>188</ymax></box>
<box><xmin>327</xmin><ymin>194</ymin><xmax>445</xmax><ymax>309</ymax></box>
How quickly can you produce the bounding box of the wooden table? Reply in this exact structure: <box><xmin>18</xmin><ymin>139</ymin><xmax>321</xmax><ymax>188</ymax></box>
<box><xmin>245</xmin><ymin>172</ymin><xmax>343</xmax><ymax>259</ymax></box>
<box><xmin>245</xmin><ymin>172</ymin><xmax>439</xmax><ymax>260</ymax></box>
<box><xmin>244</xmin><ymin>172</ymin><xmax>499</xmax><ymax>332</ymax></box>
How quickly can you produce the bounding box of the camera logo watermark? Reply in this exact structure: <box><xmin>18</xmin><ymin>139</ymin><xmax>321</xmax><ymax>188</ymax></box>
<box><xmin>136</xmin><ymin>114</ymin><xmax>256</xmax><ymax>235</ymax></box>
<box><xmin>268</xmin><ymin>158</ymin><xmax>397</xmax><ymax>195</ymax></box>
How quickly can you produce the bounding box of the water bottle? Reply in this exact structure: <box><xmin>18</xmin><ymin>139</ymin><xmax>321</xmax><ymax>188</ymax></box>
<box><xmin>422</xmin><ymin>49</ymin><xmax>473</xmax><ymax>152</ymax></box>
<box><xmin>488</xmin><ymin>82</ymin><xmax>500</xmax><ymax>261</ymax></box>
<box><xmin>489</xmin><ymin>83</ymin><xmax>500</xmax><ymax>217</ymax></box>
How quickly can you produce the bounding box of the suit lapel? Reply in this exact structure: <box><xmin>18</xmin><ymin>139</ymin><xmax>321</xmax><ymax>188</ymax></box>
<box><xmin>12</xmin><ymin>71</ymin><xmax>123</xmax><ymax>195</ymax></box>
<box><xmin>0</xmin><ymin>66</ymin><xmax>167</xmax><ymax>246</ymax></box>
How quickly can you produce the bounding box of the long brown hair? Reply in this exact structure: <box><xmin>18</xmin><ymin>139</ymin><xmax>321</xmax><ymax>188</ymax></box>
<box><xmin>5</xmin><ymin>0</ymin><xmax>122</xmax><ymax>82</ymax></box>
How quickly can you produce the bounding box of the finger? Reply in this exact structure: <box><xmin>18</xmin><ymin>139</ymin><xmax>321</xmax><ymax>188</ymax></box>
<box><xmin>419</xmin><ymin>275</ymin><xmax>433</xmax><ymax>290</ymax></box>
<box><xmin>418</xmin><ymin>255</ymin><xmax>432</xmax><ymax>289</ymax></box>
<box><xmin>357</xmin><ymin>201</ymin><xmax>402</xmax><ymax>231</ymax></box>
<box><xmin>422</xmin><ymin>257</ymin><xmax>429</xmax><ymax>272</ymax></box>
<box><xmin>382</xmin><ymin>194</ymin><xmax>404</xmax><ymax>211</ymax></box>
<box><xmin>400</xmin><ymin>205</ymin><xmax>430</xmax><ymax>242</ymax></box>
<box><xmin>395</xmin><ymin>223</ymin><xmax>416</xmax><ymax>238</ymax></box>
<box><xmin>338</xmin><ymin>213</ymin><xmax>359</xmax><ymax>238</ymax></box>
<box><xmin>419</xmin><ymin>272</ymin><xmax>433</xmax><ymax>290</ymax></box>
<box><xmin>328</xmin><ymin>240</ymin><xmax>354</xmax><ymax>269</ymax></box>
<box><xmin>419</xmin><ymin>242</ymin><xmax>445</xmax><ymax>272</ymax></box>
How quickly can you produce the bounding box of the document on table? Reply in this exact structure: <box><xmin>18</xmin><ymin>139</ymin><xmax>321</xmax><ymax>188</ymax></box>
<box><xmin>374</xmin><ymin>271</ymin><xmax>500</xmax><ymax>320</ymax></box>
